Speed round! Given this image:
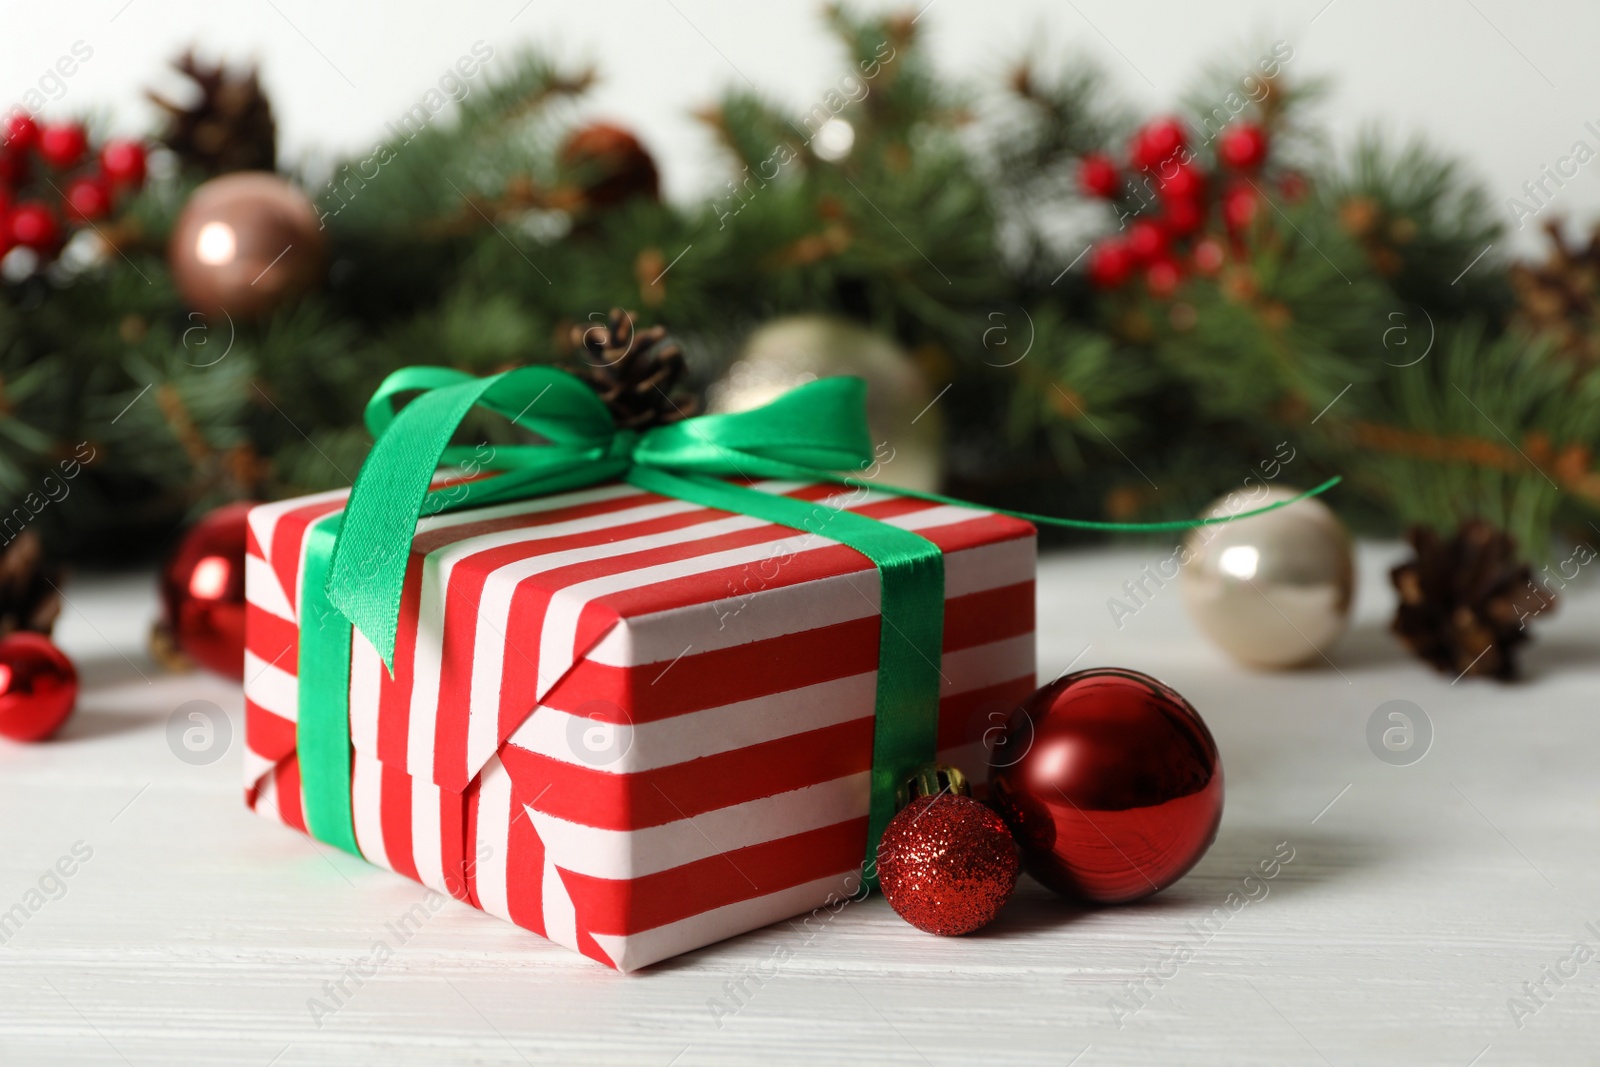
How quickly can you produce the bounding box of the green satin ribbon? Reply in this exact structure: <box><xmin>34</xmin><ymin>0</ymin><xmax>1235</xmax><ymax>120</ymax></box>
<box><xmin>297</xmin><ymin>364</ymin><xmax>1340</xmax><ymax>884</ymax></box>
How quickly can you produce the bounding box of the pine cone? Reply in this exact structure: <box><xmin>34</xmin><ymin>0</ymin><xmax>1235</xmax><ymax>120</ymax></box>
<box><xmin>1390</xmin><ymin>520</ymin><xmax>1551</xmax><ymax>681</ymax></box>
<box><xmin>0</xmin><ymin>530</ymin><xmax>63</xmax><ymax>637</ymax></box>
<box><xmin>1509</xmin><ymin>219</ymin><xmax>1600</xmax><ymax>364</ymax></box>
<box><xmin>149</xmin><ymin>51</ymin><xmax>277</xmax><ymax>176</ymax></box>
<box><xmin>568</xmin><ymin>310</ymin><xmax>697</xmax><ymax>430</ymax></box>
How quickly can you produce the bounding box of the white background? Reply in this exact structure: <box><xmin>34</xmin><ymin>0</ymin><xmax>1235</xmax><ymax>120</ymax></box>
<box><xmin>5</xmin><ymin>0</ymin><xmax>1599</xmax><ymax>253</ymax></box>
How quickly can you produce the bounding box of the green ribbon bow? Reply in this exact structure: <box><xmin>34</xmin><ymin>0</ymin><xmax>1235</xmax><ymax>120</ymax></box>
<box><xmin>299</xmin><ymin>363</ymin><xmax>1338</xmax><ymax>882</ymax></box>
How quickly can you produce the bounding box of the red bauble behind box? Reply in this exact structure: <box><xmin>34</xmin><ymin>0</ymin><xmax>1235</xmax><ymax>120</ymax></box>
<box><xmin>160</xmin><ymin>503</ymin><xmax>253</xmax><ymax>680</ymax></box>
<box><xmin>988</xmin><ymin>667</ymin><xmax>1223</xmax><ymax>904</ymax></box>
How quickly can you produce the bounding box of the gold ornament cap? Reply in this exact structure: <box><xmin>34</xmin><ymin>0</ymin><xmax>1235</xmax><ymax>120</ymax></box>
<box><xmin>896</xmin><ymin>763</ymin><xmax>970</xmax><ymax>811</ymax></box>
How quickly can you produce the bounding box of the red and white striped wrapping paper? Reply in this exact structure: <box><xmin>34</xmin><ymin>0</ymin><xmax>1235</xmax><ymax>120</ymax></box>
<box><xmin>243</xmin><ymin>477</ymin><xmax>1036</xmax><ymax>971</ymax></box>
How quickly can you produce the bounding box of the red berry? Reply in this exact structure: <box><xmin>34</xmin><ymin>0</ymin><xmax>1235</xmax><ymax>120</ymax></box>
<box><xmin>1222</xmin><ymin>184</ymin><xmax>1258</xmax><ymax>230</ymax></box>
<box><xmin>1088</xmin><ymin>239</ymin><xmax>1135</xmax><ymax>289</ymax></box>
<box><xmin>1078</xmin><ymin>152</ymin><xmax>1121</xmax><ymax>198</ymax></box>
<box><xmin>1158</xmin><ymin>162</ymin><xmax>1205</xmax><ymax>201</ymax></box>
<box><xmin>10</xmin><ymin>202</ymin><xmax>60</xmax><ymax>250</ymax></box>
<box><xmin>5</xmin><ymin>114</ymin><xmax>38</xmax><ymax>152</ymax></box>
<box><xmin>1130</xmin><ymin>117</ymin><xmax>1188</xmax><ymax>172</ymax></box>
<box><xmin>1146</xmin><ymin>258</ymin><xmax>1181</xmax><ymax>298</ymax></box>
<box><xmin>1164</xmin><ymin>197</ymin><xmax>1203</xmax><ymax>237</ymax></box>
<box><xmin>1127</xmin><ymin>218</ymin><xmax>1167</xmax><ymax>263</ymax></box>
<box><xmin>65</xmin><ymin>176</ymin><xmax>111</xmax><ymax>221</ymax></box>
<box><xmin>0</xmin><ymin>149</ymin><xmax>25</xmax><ymax>188</ymax></box>
<box><xmin>37</xmin><ymin>124</ymin><xmax>88</xmax><ymax>169</ymax></box>
<box><xmin>1278</xmin><ymin>171</ymin><xmax>1308</xmax><ymax>203</ymax></box>
<box><xmin>1218</xmin><ymin>124</ymin><xmax>1269</xmax><ymax>170</ymax></box>
<box><xmin>1192</xmin><ymin>237</ymin><xmax>1226</xmax><ymax>274</ymax></box>
<box><xmin>100</xmin><ymin>140</ymin><xmax>147</xmax><ymax>188</ymax></box>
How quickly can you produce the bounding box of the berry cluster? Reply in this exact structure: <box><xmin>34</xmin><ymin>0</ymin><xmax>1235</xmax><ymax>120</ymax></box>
<box><xmin>1079</xmin><ymin>117</ymin><xmax>1277</xmax><ymax>296</ymax></box>
<box><xmin>2</xmin><ymin>114</ymin><xmax>147</xmax><ymax>265</ymax></box>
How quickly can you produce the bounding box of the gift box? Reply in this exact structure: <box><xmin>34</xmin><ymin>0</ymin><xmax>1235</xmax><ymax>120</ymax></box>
<box><xmin>242</xmin><ymin>369</ymin><xmax>1036</xmax><ymax>971</ymax></box>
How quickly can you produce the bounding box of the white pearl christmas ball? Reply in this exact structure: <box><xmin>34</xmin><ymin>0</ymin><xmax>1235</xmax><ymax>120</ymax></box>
<box><xmin>1180</xmin><ymin>487</ymin><xmax>1355</xmax><ymax>669</ymax></box>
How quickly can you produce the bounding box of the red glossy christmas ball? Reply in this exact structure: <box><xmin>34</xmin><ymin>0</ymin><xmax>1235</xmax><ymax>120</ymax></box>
<box><xmin>10</xmin><ymin>202</ymin><xmax>61</xmax><ymax>251</ymax></box>
<box><xmin>1130</xmin><ymin>118</ymin><xmax>1187</xmax><ymax>172</ymax></box>
<box><xmin>0</xmin><ymin>633</ymin><xmax>79</xmax><ymax>742</ymax></box>
<box><xmin>1078</xmin><ymin>152</ymin><xmax>1121</xmax><ymax>199</ymax></box>
<box><xmin>5</xmin><ymin>114</ymin><xmax>39</xmax><ymax>153</ymax></box>
<box><xmin>37</xmin><ymin>124</ymin><xmax>88</xmax><ymax>169</ymax></box>
<box><xmin>876</xmin><ymin>793</ymin><xmax>1021</xmax><ymax>935</ymax></box>
<box><xmin>64</xmin><ymin>176</ymin><xmax>111</xmax><ymax>221</ymax></box>
<box><xmin>159</xmin><ymin>502</ymin><xmax>253</xmax><ymax>680</ymax></box>
<box><xmin>1126</xmin><ymin>218</ymin><xmax>1167</xmax><ymax>264</ymax></box>
<box><xmin>1087</xmin><ymin>239</ymin><xmax>1135</xmax><ymax>289</ymax></box>
<box><xmin>1218</xmin><ymin>123</ymin><xmax>1269</xmax><ymax>170</ymax></box>
<box><xmin>100</xmin><ymin>140</ymin><xmax>147</xmax><ymax>188</ymax></box>
<box><xmin>988</xmin><ymin>667</ymin><xmax>1223</xmax><ymax>905</ymax></box>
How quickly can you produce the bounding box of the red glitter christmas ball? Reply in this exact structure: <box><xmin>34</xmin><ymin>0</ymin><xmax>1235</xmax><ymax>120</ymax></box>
<box><xmin>876</xmin><ymin>793</ymin><xmax>1021</xmax><ymax>936</ymax></box>
<box><xmin>0</xmin><ymin>632</ymin><xmax>78</xmax><ymax>742</ymax></box>
<box><xmin>988</xmin><ymin>667</ymin><xmax>1223</xmax><ymax>905</ymax></box>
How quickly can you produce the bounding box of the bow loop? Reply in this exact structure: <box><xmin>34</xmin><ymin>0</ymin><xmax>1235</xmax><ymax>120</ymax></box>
<box><xmin>634</xmin><ymin>376</ymin><xmax>874</xmax><ymax>476</ymax></box>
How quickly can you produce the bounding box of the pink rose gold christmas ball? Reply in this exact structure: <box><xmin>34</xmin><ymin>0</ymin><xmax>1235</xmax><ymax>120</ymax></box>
<box><xmin>168</xmin><ymin>172</ymin><xmax>325</xmax><ymax>319</ymax></box>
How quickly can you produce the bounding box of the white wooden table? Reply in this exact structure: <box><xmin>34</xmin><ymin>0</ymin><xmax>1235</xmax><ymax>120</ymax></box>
<box><xmin>4</xmin><ymin>544</ymin><xmax>1595</xmax><ymax>1066</ymax></box>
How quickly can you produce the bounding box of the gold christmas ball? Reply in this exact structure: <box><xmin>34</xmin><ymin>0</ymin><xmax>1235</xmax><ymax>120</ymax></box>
<box><xmin>708</xmin><ymin>316</ymin><xmax>942</xmax><ymax>492</ymax></box>
<box><xmin>168</xmin><ymin>172</ymin><xmax>325</xmax><ymax>319</ymax></box>
<box><xmin>1180</xmin><ymin>486</ymin><xmax>1354</xmax><ymax>669</ymax></box>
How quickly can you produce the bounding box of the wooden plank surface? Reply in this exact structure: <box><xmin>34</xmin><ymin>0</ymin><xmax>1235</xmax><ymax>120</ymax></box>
<box><xmin>2</xmin><ymin>546</ymin><xmax>1593</xmax><ymax>1066</ymax></box>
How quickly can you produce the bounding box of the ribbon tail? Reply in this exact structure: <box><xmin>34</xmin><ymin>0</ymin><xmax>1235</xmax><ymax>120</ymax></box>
<box><xmin>825</xmin><ymin>474</ymin><xmax>1344</xmax><ymax>533</ymax></box>
<box><xmin>297</xmin><ymin>513</ymin><xmax>363</xmax><ymax>856</ymax></box>
<box><xmin>326</xmin><ymin>377</ymin><xmax>507</xmax><ymax>670</ymax></box>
